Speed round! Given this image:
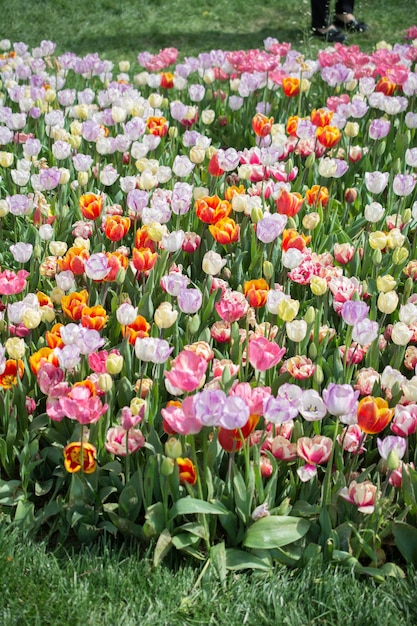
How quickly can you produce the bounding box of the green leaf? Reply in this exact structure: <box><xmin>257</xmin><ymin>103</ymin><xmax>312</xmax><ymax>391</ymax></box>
<box><xmin>243</xmin><ymin>515</ymin><xmax>310</xmax><ymax>549</ymax></box>
<box><xmin>169</xmin><ymin>496</ymin><xmax>229</xmax><ymax>520</ymax></box>
<box><xmin>153</xmin><ymin>528</ymin><xmax>172</xmax><ymax>567</ymax></box>
<box><xmin>210</xmin><ymin>541</ymin><xmax>227</xmax><ymax>584</ymax></box>
<box><xmin>172</xmin><ymin>532</ymin><xmax>200</xmax><ymax>550</ymax></box>
<box><xmin>393</xmin><ymin>522</ymin><xmax>417</xmax><ymax>566</ymax></box>
<box><xmin>225</xmin><ymin>548</ymin><xmax>272</xmax><ymax>572</ymax></box>
<box><xmin>119</xmin><ymin>484</ymin><xmax>141</xmax><ymax>522</ymax></box>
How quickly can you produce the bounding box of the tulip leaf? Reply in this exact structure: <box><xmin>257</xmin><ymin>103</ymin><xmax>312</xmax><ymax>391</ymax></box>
<box><xmin>169</xmin><ymin>496</ymin><xmax>229</xmax><ymax>520</ymax></box>
<box><xmin>224</xmin><ymin>548</ymin><xmax>272</xmax><ymax>572</ymax></box>
<box><xmin>393</xmin><ymin>522</ymin><xmax>417</xmax><ymax>566</ymax></box>
<box><xmin>243</xmin><ymin>515</ymin><xmax>310</xmax><ymax>549</ymax></box>
<box><xmin>153</xmin><ymin>528</ymin><xmax>172</xmax><ymax>567</ymax></box>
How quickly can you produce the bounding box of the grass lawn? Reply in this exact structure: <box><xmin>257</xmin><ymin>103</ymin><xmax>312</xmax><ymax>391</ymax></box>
<box><xmin>0</xmin><ymin>0</ymin><xmax>413</xmax><ymax>62</ymax></box>
<box><xmin>1</xmin><ymin>527</ymin><xmax>417</xmax><ymax>626</ymax></box>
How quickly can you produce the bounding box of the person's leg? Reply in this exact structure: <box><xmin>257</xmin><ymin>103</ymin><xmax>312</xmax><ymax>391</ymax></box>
<box><xmin>334</xmin><ymin>0</ymin><xmax>369</xmax><ymax>31</ymax></box>
<box><xmin>311</xmin><ymin>0</ymin><xmax>331</xmax><ymax>30</ymax></box>
<box><xmin>311</xmin><ymin>0</ymin><xmax>347</xmax><ymax>41</ymax></box>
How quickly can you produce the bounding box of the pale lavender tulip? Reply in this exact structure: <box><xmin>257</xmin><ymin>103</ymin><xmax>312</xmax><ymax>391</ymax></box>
<box><xmin>73</xmin><ymin>153</ymin><xmax>93</xmax><ymax>172</ymax></box>
<box><xmin>323</xmin><ymin>383</ymin><xmax>359</xmax><ymax>417</ymax></box>
<box><xmin>341</xmin><ymin>300</ymin><xmax>369</xmax><ymax>326</ymax></box>
<box><xmin>377</xmin><ymin>436</ymin><xmax>407</xmax><ymax>467</ymax></box>
<box><xmin>352</xmin><ymin>318</ymin><xmax>379</xmax><ymax>345</ymax></box>
<box><xmin>299</xmin><ymin>390</ymin><xmax>327</xmax><ymax>421</ymax></box>
<box><xmin>39</xmin><ymin>167</ymin><xmax>61</xmax><ymax>191</ymax></box>
<box><xmin>405</xmin><ymin>148</ymin><xmax>417</xmax><ymax>168</ymax></box>
<box><xmin>127</xmin><ymin>189</ymin><xmax>149</xmax><ymax>215</ymax></box>
<box><xmin>171</xmin><ymin>182</ymin><xmax>193</xmax><ymax>215</ymax></box>
<box><xmin>193</xmin><ymin>389</ymin><xmax>227</xmax><ymax>426</ymax></box>
<box><xmin>392</xmin><ymin>174</ymin><xmax>416</xmax><ymax>197</ymax></box>
<box><xmin>368</xmin><ymin>118</ymin><xmax>390</xmax><ymax>140</ymax></box>
<box><xmin>172</xmin><ymin>155</ymin><xmax>195</xmax><ymax>177</ymax></box>
<box><xmin>219</xmin><ymin>396</ymin><xmax>250</xmax><ymax>429</ymax></box>
<box><xmin>134</xmin><ymin>337</ymin><xmax>173</xmax><ymax>363</ymax></box>
<box><xmin>85</xmin><ymin>253</ymin><xmax>111</xmax><ymax>280</ymax></box>
<box><xmin>55</xmin><ymin>344</ymin><xmax>81</xmax><ymax>369</ymax></box>
<box><xmin>116</xmin><ymin>303</ymin><xmax>138</xmax><ymax>326</ymax></box>
<box><xmin>365</xmin><ymin>171</ymin><xmax>389</xmax><ymax>194</ymax></box>
<box><xmin>177</xmin><ymin>287</ymin><xmax>202</xmax><ymax>314</ymax></box>
<box><xmin>9</xmin><ymin>242</ymin><xmax>33</xmax><ymax>263</ymax></box>
<box><xmin>256</xmin><ymin>213</ymin><xmax>288</xmax><ymax>243</ymax></box>
<box><xmin>263</xmin><ymin>395</ymin><xmax>299</xmax><ymax>425</ymax></box>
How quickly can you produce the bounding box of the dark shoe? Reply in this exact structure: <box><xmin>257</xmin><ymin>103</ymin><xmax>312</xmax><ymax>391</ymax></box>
<box><xmin>333</xmin><ymin>16</ymin><xmax>369</xmax><ymax>32</ymax></box>
<box><xmin>312</xmin><ymin>27</ymin><xmax>347</xmax><ymax>43</ymax></box>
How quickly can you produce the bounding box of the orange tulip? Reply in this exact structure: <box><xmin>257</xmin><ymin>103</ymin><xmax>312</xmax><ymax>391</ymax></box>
<box><xmin>146</xmin><ymin>116</ymin><xmax>169</xmax><ymax>137</ymax></box>
<box><xmin>79</xmin><ymin>193</ymin><xmax>103</xmax><ymax>220</ymax></box>
<box><xmin>218</xmin><ymin>414</ymin><xmax>260</xmax><ymax>452</ymax></box>
<box><xmin>207</xmin><ymin>152</ymin><xmax>225</xmax><ymax>177</ymax></box>
<box><xmin>134</xmin><ymin>226</ymin><xmax>156</xmax><ymax>251</ymax></box>
<box><xmin>160</xmin><ymin>72</ymin><xmax>174</xmax><ymax>89</ymax></box>
<box><xmin>46</xmin><ymin>323</ymin><xmax>64</xmax><ymax>349</ymax></box>
<box><xmin>316</xmin><ymin>125</ymin><xmax>342</xmax><ymax>149</ymax></box>
<box><xmin>81</xmin><ymin>305</ymin><xmax>108</xmax><ymax>331</ymax></box>
<box><xmin>104</xmin><ymin>215</ymin><xmax>131</xmax><ymax>241</ymax></box>
<box><xmin>29</xmin><ymin>347</ymin><xmax>60</xmax><ymax>375</ymax></box>
<box><xmin>63</xmin><ymin>442</ymin><xmax>97</xmax><ymax>474</ymax></box>
<box><xmin>73</xmin><ymin>379</ymin><xmax>97</xmax><ymax>397</ymax></box>
<box><xmin>251</xmin><ymin>112</ymin><xmax>274</xmax><ymax>137</ymax></box>
<box><xmin>224</xmin><ymin>184</ymin><xmax>245</xmax><ymax>201</ymax></box>
<box><xmin>57</xmin><ymin>246</ymin><xmax>90</xmax><ymax>275</ymax></box>
<box><xmin>286</xmin><ymin>115</ymin><xmax>299</xmax><ymax>137</ymax></box>
<box><xmin>176</xmin><ymin>457</ymin><xmax>197</xmax><ymax>485</ymax></box>
<box><xmin>310</xmin><ymin>108</ymin><xmax>334</xmax><ymax>127</ymax></box>
<box><xmin>275</xmin><ymin>188</ymin><xmax>304</xmax><ymax>217</ymax></box>
<box><xmin>132</xmin><ymin>247</ymin><xmax>158</xmax><ymax>274</ymax></box>
<box><xmin>357</xmin><ymin>396</ymin><xmax>394</xmax><ymax>435</ymax></box>
<box><xmin>305</xmin><ymin>185</ymin><xmax>330</xmax><ymax>207</ymax></box>
<box><xmin>244</xmin><ymin>278</ymin><xmax>270</xmax><ymax>308</ymax></box>
<box><xmin>195</xmin><ymin>195</ymin><xmax>231</xmax><ymax>225</ymax></box>
<box><xmin>61</xmin><ymin>290</ymin><xmax>89</xmax><ymax>321</ymax></box>
<box><xmin>121</xmin><ymin>315</ymin><xmax>151</xmax><ymax>346</ymax></box>
<box><xmin>282</xmin><ymin>76</ymin><xmax>300</xmax><ymax>97</ymax></box>
<box><xmin>281</xmin><ymin>228</ymin><xmax>311</xmax><ymax>252</ymax></box>
<box><xmin>102</xmin><ymin>251</ymin><xmax>129</xmax><ymax>282</ymax></box>
<box><xmin>375</xmin><ymin>77</ymin><xmax>396</xmax><ymax>96</ymax></box>
<box><xmin>36</xmin><ymin>291</ymin><xmax>54</xmax><ymax>308</ymax></box>
<box><xmin>209</xmin><ymin>217</ymin><xmax>240</xmax><ymax>244</ymax></box>
<box><xmin>0</xmin><ymin>359</ymin><xmax>24</xmax><ymax>389</ymax></box>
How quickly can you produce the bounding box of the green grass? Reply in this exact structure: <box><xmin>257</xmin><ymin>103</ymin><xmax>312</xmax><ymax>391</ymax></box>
<box><xmin>0</xmin><ymin>0</ymin><xmax>413</xmax><ymax>62</ymax></box>
<box><xmin>1</xmin><ymin>527</ymin><xmax>417</xmax><ymax>626</ymax></box>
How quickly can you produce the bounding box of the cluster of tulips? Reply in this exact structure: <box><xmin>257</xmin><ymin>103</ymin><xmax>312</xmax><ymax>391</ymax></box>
<box><xmin>0</xmin><ymin>31</ymin><xmax>417</xmax><ymax>571</ymax></box>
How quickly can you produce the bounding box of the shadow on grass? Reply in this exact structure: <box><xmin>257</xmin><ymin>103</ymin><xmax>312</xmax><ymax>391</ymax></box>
<box><xmin>68</xmin><ymin>27</ymin><xmax>307</xmax><ymax>58</ymax></box>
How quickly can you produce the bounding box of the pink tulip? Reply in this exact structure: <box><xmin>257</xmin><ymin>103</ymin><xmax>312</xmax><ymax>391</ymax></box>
<box><xmin>164</xmin><ymin>349</ymin><xmax>207</xmax><ymax>392</ymax></box>
<box><xmin>161</xmin><ymin>396</ymin><xmax>202</xmax><ymax>435</ymax></box>
<box><xmin>271</xmin><ymin>435</ymin><xmax>297</xmax><ymax>461</ymax></box>
<box><xmin>105</xmin><ymin>426</ymin><xmax>145</xmax><ymax>456</ymax></box>
<box><xmin>248</xmin><ymin>336</ymin><xmax>286</xmax><ymax>372</ymax></box>
<box><xmin>296</xmin><ymin>435</ymin><xmax>333</xmax><ymax>482</ymax></box>
<box><xmin>339</xmin><ymin>480</ymin><xmax>378</xmax><ymax>514</ymax></box>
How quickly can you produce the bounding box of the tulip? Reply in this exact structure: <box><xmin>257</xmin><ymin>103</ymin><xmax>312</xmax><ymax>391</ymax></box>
<box><xmin>63</xmin><ymin>442</ymin><xmax>97</xmax><ymax>474</ymax></box>
<box><xmin>339</xmin><ymin>480</ymin><xmax>378</xmax><ymax>514</ymax></box>
<box><xmin>357</xmin><ymin>396</ymin><xmax>394</xmax><ymax>434</ymax></box>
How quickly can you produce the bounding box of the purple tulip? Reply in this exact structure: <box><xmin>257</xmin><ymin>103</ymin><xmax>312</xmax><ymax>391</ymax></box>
<box><xmin>177</xmin><ymin>287</ymin><xmax>202</xmax><ymax>314</ymax></box>
<box><xmin>377</xmin><ymin>435</ymin><xmax>407</xmax><ymax>462</ymax></box>
<box><xmin>352</xmin><ymin>318</ymin><xmax>379</xmax><ymax>345</ymax></box>
<box><xmin>392</xmin><ymin>174</ymin><xmax>416</xmax><ymax>197</ymax></box>
<box><xmin>369</xmin><ymin>118</ymin><xmax>390</xmax><ymax>140</ymax></box>
<box><xmin>85</xmin><ymin>253</ymin><xmax>111</xmax><ymax>281</ymax></box>
<box><xmin>256</xmin><ymin>213</ymin><xmax>288</xmax><ymax>243</ymax></box>
<box><xmin>341</xmin><ymin>300</ymin><xmax>369</xmax><ymax>326</ymax></box>
<box><xmin>193</xmin><ymin>389</ymin><xmax>227</xmax><ymax>426</ymax></box>
<box><xmin>219</xmin><ymin>396</ymin><xmax>250</xmax><ymax>429</ymax></box>
<box><xmin>263</xmin><ymin>395</ymin><xmax>299</xmax><ymax>425</ymax></box>
<box><xmin>323</xmin><ymin>383</ymin><xmax>359</xmax><ymax>417</ymax></box>
<box><xmin>134</xmin><ymin>337</ymin><xmax>174</xmax><ymax>364</ymax></box>
<box><xmin>365</xmin><ymin>171</ymin><xmax>389</xmax><ymax>194</ymax></box>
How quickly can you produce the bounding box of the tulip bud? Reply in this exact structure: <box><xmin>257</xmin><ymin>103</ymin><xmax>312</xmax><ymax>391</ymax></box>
<box><xmin>116</xmin><ymin>268</ymin><xmax>127</xmax><ymax>285</ymax></box>
<box><xmin>309</xmin><ymin>342</ymin><xmax>318</xmax><ymax>360</ymax></box>
<box><xmin>344</xmin><ymin>188</ymin><xmax>357</xmax><ymax>203</ymax></box>
<box><xmin>304</xmin><ymin>306</ymin><xmax>316</xmax><ymax>324</ymax></box>
<box><xmin>188</xmin><ymin>314</ymin><xmax>200</xmax><ymax>334</ymax></box>
<box><xmin>387</xmin><ymin>450</ymin><xmax>400</xmax><ymax>471</ymax></box>
<box><xmin>313</xmin><ymin>364</ymin><xmax>324</xmax><ymax>385</ymax></box>
<box><xmin>404</xmin><ymin>277</ymin><xmax>413</xmax><ymax>301</ymax></box>
<box><xmin>98</xmin><ymin>373</ymin><xmax>113</xmax><ymax>392</ymax></box>
<box><xmin>263</xmin><ymin>260</ymin><xmax>274</xmax><ymax>280</ymax></box>
<box><xmin>377</xmin><ymin>140</ymin><xmax>386</xmax><ymax>156</ymax></box>
<box><xmin>165</xmin><ymin>437</ymin><xmax>182</xmax><ymax>459</ymax></box>
<box><xmin>251</xmin><ymin>205</ymin><xmax>263</xmax><ymax>224</ymax></box>
<box><xmin>161</xmin><ymin>456</ymin><xmax>175</xmax><ymax>476</ymax></box>
<box><xmin>285</xmin><ymin>158</ymin><xmax>294</xmax><ymax>175</ymax></box>
<box><xmin>372</xmin><ymin>249</ymin><xmax>382</xmax><ymax>266</ymax></box>
<box><xmin>344</xmin><ymin>121</ymin><xmax>359</xmax><ymax>138</ymax></box>
<box><xmin>402</xmin><ymin>208</ymin><xmax>412</xmax><ymax>224</ymax></box>
<box><xmin>168</xmin><ymin>126</ymin><xmax>178</xmax><ymax>139</ymax></box>
<box><xmin>392</xmin><ymin>247</ymin><xmax>409</xmax><ymax>265</ymax></box>
<box><xmin>310</xmin><ymin>276</ymin><xmax>327</xmax><ymax>296</ymax></box>
<box><xmin>106</xmin><ymin>353</ymin><xmax>124</xmax><ymax>375</ymax></box>
<box><xmin>305</xmin><ymin>153</ymin><xmax>315</xmax><ymax>169</ymax></box>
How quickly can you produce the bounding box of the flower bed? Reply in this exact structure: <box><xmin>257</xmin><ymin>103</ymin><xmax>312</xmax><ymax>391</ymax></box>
<box><xmin>0</xmin><ymin>32</ymin><xmax>417</xmax><ymax>577</ymax></box>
